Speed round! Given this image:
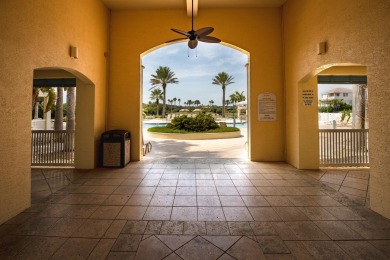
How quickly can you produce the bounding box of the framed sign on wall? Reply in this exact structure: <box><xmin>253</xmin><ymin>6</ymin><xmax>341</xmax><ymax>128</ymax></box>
<box><xmin>258</xmin><ymin>92</ymin><xmax>276</xmax><ymax>121</ymax></box>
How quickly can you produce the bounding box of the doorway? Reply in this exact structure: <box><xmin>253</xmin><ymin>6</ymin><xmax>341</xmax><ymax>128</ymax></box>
<box><xmin>317</xmin><ymin>74</ymin><xmax>369</xmax><ymax>167</ymax></box>
<box><xmin>32</xmin><ymin>68</ymin><xmax>96</xmax><ymax>169</ymax></box>
<box><xmin>140</xmin><ymin>42</ymin><xmax>250</xmax><ymax>159</ymax></box>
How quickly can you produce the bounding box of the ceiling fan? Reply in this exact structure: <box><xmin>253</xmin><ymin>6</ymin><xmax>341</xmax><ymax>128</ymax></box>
<box><xmin>165</xmin><ymin>0</ymin><xmax>221</xmax><ymax>49</ymax></box>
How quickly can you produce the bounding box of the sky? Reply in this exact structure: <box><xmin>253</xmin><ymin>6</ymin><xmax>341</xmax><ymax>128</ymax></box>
<box><xmin>142</xmin><ymin>43</ymin><xmax>352</xmax><ymax>105</ymax></box>
<box><xmin>142</xmin><ymin>42</ymin><xmax>248</xmax><ymax>106</ymax></box>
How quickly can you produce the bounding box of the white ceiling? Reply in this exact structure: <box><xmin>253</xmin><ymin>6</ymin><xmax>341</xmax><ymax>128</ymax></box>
<box><xmin>101</xmin><ymin>0</ymin><xmax>287</xmax><ymax>11</ymax></box>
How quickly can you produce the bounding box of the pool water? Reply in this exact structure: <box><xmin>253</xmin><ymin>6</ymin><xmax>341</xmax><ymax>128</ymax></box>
<box><xmin>143</xmin><ymin>123</ymin><xmax>247</xmax><ymax>129</ymax></box>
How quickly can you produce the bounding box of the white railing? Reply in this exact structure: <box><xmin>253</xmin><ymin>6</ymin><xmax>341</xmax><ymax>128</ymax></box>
<box><xmin>31</xmin><ymin>130</ymin><xmax>75</xmax><ymax>166</ymax></box>
<box><xmin>319</xmin><ymin>129</ymin><xmax>369</xmax><ymax>167</ymax></box>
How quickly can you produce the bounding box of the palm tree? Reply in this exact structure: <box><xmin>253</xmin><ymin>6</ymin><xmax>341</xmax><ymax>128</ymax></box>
<box><xmin>209</xmin><ymin>100</ymin><xmax>214</xmax><ymax>107</ymax></box>
<box><xmin>66</xmin><ymin>87</ymin><xmax>76</xmax><ymax>131</ymax></box>
<box><xmin>187</xmin><ymin>100</ymin><xmax>192</xmax><ymax>107</ymax></box>
<box><xmin>229</xmin><ymin>93</ymin><xmax>239</xmax><ymax>107</ymax></box>
<box><xmin>65</xmin><ymin>87</ymin><xmax>76</xmax><ymax>151</ymax></box>
<box><xmin>194</xmin><ymin>100</ymin><xmax>200</xmax><ymax>107</ymax></box>
<box><xmin>229</xmin><ymin>90</ymin><xmax>246</xmax><ymax>117</ymax></box>
<box><xmin>54</xmin><ymin>87</ymin><xmax>64</xmax><ymax>130</ymax></box>
<box><xmin>168</xmin><ymin>99</ymin><xmax>173</xmax><ymax>113</ymax></box>
<box><xmin>173</xmin><ymin>97</ymin><xmax>177</xmax><ymax>106</ymax></box>
<box><xmin>234</xmin><ymin>91</ymin><xmax>246</xmax><ymax>102</ymax></box>
<box><xmin>32</xmin><ymin>87</ymin><xmax>56</xmax><ymax>119</ymax></box>
<box><xmin>150</xmin><ymin>66</ymin><xmax>179</xmax><ymax>118</ymax></box>
<box><xmin>150</xmin><ymin>88</ymin><xmax>163</xmax><ymax>116</ymax></box>
<box><xmin>212</xmin><ymin>72</ymin><xmax>235</xmax><ymax>117</ymax></box>
<box><xmin>178</xmin><ymin>98</ymin><xmax>181</xmax><ymax>106</ymax></box>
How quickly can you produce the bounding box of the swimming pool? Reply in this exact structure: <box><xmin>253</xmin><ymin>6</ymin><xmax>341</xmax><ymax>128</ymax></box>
<box><xmin>143</xmin><ymin>122</ymin><xmax>248</xmax><ymax>129</ymax></box>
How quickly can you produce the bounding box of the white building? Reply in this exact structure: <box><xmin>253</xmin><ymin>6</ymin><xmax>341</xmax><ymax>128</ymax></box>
<box><xmin>319</xmin><ymin>87</ymin><xmax>353</xmax><ymax>106</ymax></box>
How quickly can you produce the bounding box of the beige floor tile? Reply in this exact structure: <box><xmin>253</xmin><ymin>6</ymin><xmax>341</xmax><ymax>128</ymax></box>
<box><xmin>176</xmin><ymin>236</ymin><xmax>224</xmax><ymax>260</ymax></box>
<box><xmin>248</xmin><ymin>207</ymin><xmax>282</xmax><ymax>221</ymax></box>
<box><xmin>134</xmin><ymin>236</ymin><xmax>172</xmax><ymax>260</ymax></box>
<box><xmin>51</xmin><ymin>238</ymin><xmax>99</xmax><ymax>259</ymax></box>
<box><xmin>223</xmin><ymin>207</ymin><xmax>254</xmax><ymax>221</ymax></box>
<box><xmin>150</xmin><ymin>195</ymin><xmax>175</xmax><ymax>206</ymax></box>
<box><xmin>227</xmin><ymin>236</ymin><xmax>266</xmax><ymax>260</ymax></box>
<box><xmin>173</xmin><ymin>196</ymin><xmax>197</xmax><ymax>206</ymax></box>
<box><xmin>171</xmin><ymin>207</ymin><xmax>198</xmax><ymax>221</ymax></box>
<box><xmin>198</xmin><ymin>207</ymin><xmax>226</xmax><ymax>221</ymax></box>
<box><xmin>117</xmin><ymin>206</ymin><xmax>147</xmax><ymax>220</ymax></box>
<box><xmin>143</xmin><ymin>207</ymin><xmax>172</xmax><ymax>221</ymax></box>
<box><xmin>90</xmin><ymin>206</ymin><xmax>122</xmax><ymax>219</ymax></box>
<box><xmin>175</xmin><ymin>186</ymin><xmax>196</xmax><ymax>195</ymax></box>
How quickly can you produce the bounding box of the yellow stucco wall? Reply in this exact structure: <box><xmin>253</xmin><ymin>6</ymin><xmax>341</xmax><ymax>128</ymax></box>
<box><xmin>283</xmin><ymin>0</ymin><xmax>390</xmax><ymax>217</ymax></box>
<box><xmin>109</xmin><ymin>8</ymin><xmax>284</xmax><ymax>161</ymax></box>
<box><xmin>0</xmin><ymin>0</ymin><xmax>109</xmax><ymax>224</ymax></box>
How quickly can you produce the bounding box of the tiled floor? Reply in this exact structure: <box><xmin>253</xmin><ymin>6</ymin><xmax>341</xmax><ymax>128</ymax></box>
<box><xmin>1</xmin><ymin>159</ymin><xmax>389</xmax><ymax>259</ymax></box>
<box><xmin>307</xmin><ymin>169</ymin><xmax>370</xmax><ymax>206</ymax></box>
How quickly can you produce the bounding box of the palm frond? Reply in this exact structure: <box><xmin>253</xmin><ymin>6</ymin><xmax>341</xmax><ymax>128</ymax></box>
<box><xmin>44</xmin><ymin>88</ymin><xmax>56</xmax><ymax>113</ymax></box>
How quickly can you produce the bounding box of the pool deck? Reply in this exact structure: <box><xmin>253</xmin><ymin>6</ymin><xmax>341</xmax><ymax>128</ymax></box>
<box><xmin>143</xmin><ymin>128</ymin><xmax>248</xmax><ymax>159</ymax></box>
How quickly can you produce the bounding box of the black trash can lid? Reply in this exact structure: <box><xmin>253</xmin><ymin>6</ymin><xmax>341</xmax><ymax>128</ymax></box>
<box><xmin>102</xmin><ymin>130</ymin><xmax>130</xmax><ymax>138</ymax></box>
<box><xmin>104</xmin><ymin>130</ymin><xmax>128</xmax><ymax>135</ymax></box>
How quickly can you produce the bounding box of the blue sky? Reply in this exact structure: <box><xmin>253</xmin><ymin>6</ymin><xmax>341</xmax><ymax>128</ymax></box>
<box><xmin>142</xmin><ymin>42</ymin><xmax>248</xmax><ymax>106</ymax></box>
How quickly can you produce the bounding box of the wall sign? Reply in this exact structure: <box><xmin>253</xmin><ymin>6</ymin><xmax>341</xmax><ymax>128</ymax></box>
<box><xmin>258</xmin><ymin>92</ymin><xmax>276</xmax><ymax>121</ymax></box>
<box><xmin>302</xmin><ymin>89</ymin><xmax>314</xmax><ymax>106</ymax></box>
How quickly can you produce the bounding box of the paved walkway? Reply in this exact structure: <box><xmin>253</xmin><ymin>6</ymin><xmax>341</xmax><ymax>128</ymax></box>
<box><xmin>1</xmin><ymin>159</ymin><xmax>388</xmax><ymax>259</ymax></box>
<box><xmin>143</xmin><ymin>129</ymin><xmax>248</xmax><ymax>159</ymax></box>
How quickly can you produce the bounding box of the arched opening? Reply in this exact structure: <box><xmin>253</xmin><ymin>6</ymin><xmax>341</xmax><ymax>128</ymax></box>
<box><xmin>32</xmin><ymin>67</ymin><xmax>96</xmax><ymax>169</ymax></box>
<box><xmin>296</xmin><ymin>63</ymin><xmax>368</xmax><ymax>169</ymax></box>
<box><xmin>140</xmin><ymin>41</ymin><xmax>250</xmax><ymax>159</ymax></box>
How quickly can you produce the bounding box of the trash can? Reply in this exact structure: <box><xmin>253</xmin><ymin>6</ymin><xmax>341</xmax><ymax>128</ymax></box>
<box><xmin>100</xmin><ymin>130</ymin><xmax>131</xmax><ymax>168</ymax></box>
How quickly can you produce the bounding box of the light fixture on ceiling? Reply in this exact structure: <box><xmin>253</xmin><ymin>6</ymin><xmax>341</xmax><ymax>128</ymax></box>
<box><xmin>186</xmin><ymin>0</ymin><xmax>198</xmax><ymax>17</ymax></box>
<box><xmin>165</xmin><ymin>0</ymin><xmax>221</xmax><ymax>49</ymax></box>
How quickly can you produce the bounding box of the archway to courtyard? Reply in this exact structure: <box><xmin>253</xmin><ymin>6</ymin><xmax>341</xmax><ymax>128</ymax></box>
<box><xmin>140</xmin><ymin>42</ymin><xmax>250</xmax><ymax>159</ymax></box>
<box><xmin>32</xmin><ymin>68</ymin><xmax>96</xmax><ymax>169</ymax></box>
<box><xmin>296</xmin><ymin>63</ymin><xmax>368</xmax><ymax>169</ymax></box>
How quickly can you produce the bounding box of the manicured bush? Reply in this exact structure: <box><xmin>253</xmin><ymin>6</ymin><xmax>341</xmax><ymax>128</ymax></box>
<box><xmin>167</xmin><ymin>113</ymin><xmax>220</xmax><ymax>132</ymax></box>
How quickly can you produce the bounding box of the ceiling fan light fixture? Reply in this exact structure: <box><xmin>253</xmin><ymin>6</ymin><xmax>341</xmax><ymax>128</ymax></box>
<box><xmin>166</xmin><ymin>0</ymin><xmax>221</xmax><ymax>50</ymax></box>
<box><xmin>188</xmin><ymin>40</ymin><xmax>198</xmax><ymax>49</ymax></box>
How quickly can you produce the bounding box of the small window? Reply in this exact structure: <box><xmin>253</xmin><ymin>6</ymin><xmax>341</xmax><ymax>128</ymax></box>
<box><xmin>336</xmin><ymin>93</ymin><xmax>340</xmax><ymax>96</ymax></box>
<box><xmin>343</xmin><ymin>93</ymin><xmax>348</xmax><ymax>97</ymax></box>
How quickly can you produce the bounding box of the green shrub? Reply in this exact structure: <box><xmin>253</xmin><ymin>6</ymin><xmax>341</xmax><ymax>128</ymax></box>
<box><xmin>167</xmin><ymin>113</ymin><xmax>219</xmax><ymax>132</ymax></box>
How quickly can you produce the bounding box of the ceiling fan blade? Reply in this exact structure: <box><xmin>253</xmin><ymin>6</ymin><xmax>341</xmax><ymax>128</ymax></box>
<box><xmin>165</xmin><ymin>38</ymin><xmax>188</xmax><ymax>43</ymax></box>
<box><xmin>188</xmin><ymin>39</ymin><xmax>198</xmax><ymax>49</ymax></box>
<box><xmin>198</xmin><ymin>36</ymin><xmax>221</xmax><ymax>43</ymax></box>
<box><xmin>195</xmin><ymin>27</ymin><xmax>214</xmax><ymax>37</ymax></box>
<box><xmin>171</xmin><ymin>28</ymin><xmax>190</xmax><ymax>37</ymax></box>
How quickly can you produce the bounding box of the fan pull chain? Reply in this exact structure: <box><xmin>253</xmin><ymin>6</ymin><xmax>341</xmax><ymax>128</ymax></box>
<box><xmin>187</xmin><ymin>46</ymin><xmax>198</xmax><ymax>58</ymax></box>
